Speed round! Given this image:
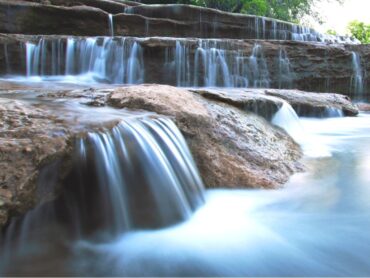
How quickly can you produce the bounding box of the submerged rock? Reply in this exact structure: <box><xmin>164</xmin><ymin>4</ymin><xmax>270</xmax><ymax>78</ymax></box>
<box><xmin>108</xmin><ymin>84</ymin><xmax>303</xmax><ymax>189</ymax></box>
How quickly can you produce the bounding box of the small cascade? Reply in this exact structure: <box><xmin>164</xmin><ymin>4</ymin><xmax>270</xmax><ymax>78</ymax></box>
<box><xmin>108</xmin><ymin>14</ymin><xmax>114</xmax><ymax>37</ymax></box>
<box><xmin>272</xmin><ymin>101</ymin><xmax>304</xmax><ymax>143</ymax></box>
<box><xmin>165</xmin><ymin>40</ymin><xmax>270</xmax><ymax>88</ymax></box>
<box><xmin>324</xmin><ymin>106</ymin><xmax>344</xmax><ymax>118</ymax></box>
<box><xmin>277</xmin><ymin>48</ymin><xmax>295</xmax><ymax>88</ymax></box>
<box><xmin>0</xmin><ymin>117</ymin><xmax>205</xmax><ymax>263</ymax></box>
<box><xmin>25</xmin><ymin>37</ymin><xmax>144</xmax><ymax>84</ymax></box>
<box><xmin>271</xmin><ymin>21</ymin><xmax>277</xmax><ymax>40</ymax></box>
<box><xmin>291</xmin><ymin>25</ymin><xmax>312</xmax><ymax>41</ymax></box>
<box><xmin>249</xmin><ymin>44</ymin><xmax>270</xmax><ymax>88</ymax></box>
<box><xmin>25</xmin><ymin>42</ymin><xmax>36</xmax><ymax>76</ymax></box>
<box><xmin>351</xmin><ymin>51</ymin><xmax>364</xmax><ymax>96</ymax></box>
<box><xmin>3</xmin><ymin>44</ymin><xmax>10</xmax><ymax>73</ymax></box>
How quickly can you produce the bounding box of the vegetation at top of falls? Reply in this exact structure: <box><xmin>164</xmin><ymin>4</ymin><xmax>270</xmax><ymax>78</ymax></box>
<box><xmin>136</xmin><ymin>0</ymin><xmax>344</xmax><ymax>24</ymax></box>
<box><xmin>347</xmin><ymin>21</ymin><xmax>370</xmax><ymax>44</ymax></box>
<box><xmin>326</xmin><ymin>29</ymin><xmax>338</xmax><ymax>35</ymax></box>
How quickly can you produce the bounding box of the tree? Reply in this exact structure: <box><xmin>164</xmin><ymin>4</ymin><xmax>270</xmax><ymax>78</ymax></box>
<box><xmin>347</xmin><ymin>21</ymin><xmax>370</xmax><ymax>44</ymax></box>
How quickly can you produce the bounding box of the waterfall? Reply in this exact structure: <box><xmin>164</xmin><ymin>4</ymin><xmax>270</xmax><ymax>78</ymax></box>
<box><xmin>175</xmin><ymin>41</ymin><xmax>191</xmax><ymax>87</ymax></box>
<box><xmin>108</xmin><ymin>14</ymin><xmax>114</xmax><ymax>37</ymax></box>
<box><xmin>272</xmin><ymin>21</ymin><xmax>277</xmax><ymax>40</ymax></box>
<box><xmin>255</xmin><ymin>18</ymin><xmax>260</xmax><ymax>39</ymax></box>
<box><xmin>277</xmin><ymin>48</ymin><xmax>294</xmax><ymax>88</ymax></box>
<box><xmin>1</xmin><ymin>117</ymin><xmax>205</xmax><ymax>263</ymax></box>
<box><xmin>65</xmin><ymin>38</ymin><xmax>75</xmax><ymax>75</ymax></box>
<box><xmin>77</xmin><ymin>117</ymin><xmax>205</xmax><ymax>234</ymax></box>
<box><xmin>249</xmin><ymin>44</ymin><xmax>270</xmax><ymax>88</ymax></box>
<box><xmin>272</xmin><ymin>101</ymin><xmax>304</xmax><ymax>143</ymax></box>
<box><xmin>25</xmin><ymin>42</ymin><xmax>36</xmax><ymax>76</ymax></box>
<box><xmin>324</xmin><ymin>106</ymin><xmax>344</xmax><ymax>117</ymax></box>
<box><xmin>24</xmin><ymin>37</ymin><xmax>144</xmax><ymax>84</ymax></box>
<box><xmin>351</xmin><ymin>51</ymin><xmax>363</xmax><ymax>96</ymax></box>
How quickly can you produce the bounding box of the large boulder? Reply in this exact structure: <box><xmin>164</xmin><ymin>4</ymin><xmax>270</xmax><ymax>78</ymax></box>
<box><xmin>107</xmin><ymin>84</ymin><xmax>303</xmax><ymax>189</ymax></box>
<box><xmin>0</xmin><ymin>84</ymin><xmax>304</xmax><ymax>229</ymax></box>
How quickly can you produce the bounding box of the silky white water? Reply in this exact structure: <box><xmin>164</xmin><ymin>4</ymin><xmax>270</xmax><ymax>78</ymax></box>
<box><xmin>68</xmin><ymin>113</ymin><xmax>370</xmax><ymax>277</ymax></box>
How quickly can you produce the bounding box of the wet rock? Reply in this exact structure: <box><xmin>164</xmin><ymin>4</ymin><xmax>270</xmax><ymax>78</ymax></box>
<box><xmin>0</xmin><ymin>95</ymin><xmax>124</xmax><ymax>228</ymax></box>
<box><xmin>264</xmin><ymin>89</ymin><xmax>359</xmax><ymax>117</ymax></box>
<box><xmin>356</xmin><ymin>102</ymin><xmax>370</xmax><ymax>112</ymax></box>
<box><xmin>0</xmin><ymin>99</ymin><xmax>71</xmax><ymax>225</ymax></box>
<box><xmin>191</xmin><ymin>88</ymin><xmax>358</xmax><ymax>118</ymax></box>
<box><xmin>0</xmin><ymin>0</ymin><xmax>111</xmax><ymax>36</ymax></box>
<box><xmin>108</xmin><ymin>84</ymin><xmax>303</xmax><ymax>189</ymax></box>
<box><xmin>190</xmin><ymin>88</ymin><xmax>283</xmax><ymax>120</ymax></box>
<box><xmin>27</xmin><ymin>0</ymin><xmax>138</xmax><ymax>14</ymax></box>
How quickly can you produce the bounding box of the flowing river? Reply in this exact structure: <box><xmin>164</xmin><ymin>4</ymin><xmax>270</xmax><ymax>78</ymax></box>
<box><xmin>71</xmin><ymin>113</ymin><xmax>370</xmax><ymax>277</ymax></box>
<box><xmin>0</xmin><ymin>81</ymin><xmax>369</xmax><ymax>276</ymax></box>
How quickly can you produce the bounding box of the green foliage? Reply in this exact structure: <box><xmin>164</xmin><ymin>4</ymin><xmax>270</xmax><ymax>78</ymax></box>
<box><xmin>347</xmin><ymin>21</ymin><xmax>370</xmax><ymax>44</ymax></box>
<box><xmin>326</xmin><ymin>29</ymin><xmax>338</xmax><ymax>35</ymax></box>
<box><xmin>137</xmin><ymin>0</ymin><xmax>343</xmax><ymax>24</ymax></box>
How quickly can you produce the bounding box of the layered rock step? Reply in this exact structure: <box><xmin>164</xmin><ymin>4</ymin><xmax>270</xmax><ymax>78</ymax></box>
<box><xmin>0</xmin><ymin>84</ymin><xmax>306</xmax><ymax>226</ymax></box>
<box><xmin>0</xmin><ymin>34</ymin><xmax>368</xmax><ymax>97</ymax></box>
<box><xmin>191</xmin><ymin>88</ymin><xmax>359</xmax><ymax>117</ymax></box>
<box><xmin>0</xmin><ymin>0</ymin><xmax>357</xmax><ymax>43</ymax></box>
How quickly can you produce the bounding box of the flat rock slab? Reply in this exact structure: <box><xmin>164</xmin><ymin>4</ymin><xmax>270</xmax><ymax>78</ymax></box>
<box><xmin>264</xmin><ymin>89</ymin><xmax>359</xmax><ymax>117</ymax></box>
<box><xmin>191</xmin><ymin>88</ymin><xmax>359</xmax><ymax>117</ymax></box>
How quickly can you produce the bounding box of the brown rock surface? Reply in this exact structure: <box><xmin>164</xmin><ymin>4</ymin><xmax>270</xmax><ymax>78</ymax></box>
<box><xmin>264</xmin><ymin>89</ymin><xmax>359</xmax><ymax>116</ymax></box>
<box><xmin>190</xmin><ymin>88</ymin><xmax>358</xmax><ymax>117</ymax></box>
<box><xmin>108</xmin><ymin>84</ymin><xmax>303</xmax><ymax>189</ymax></box>
<box><xmin>190</xmin><ymin>88</ymin><xmax>283</xmax><ymax>120</ymax></box>
<box><xmin>356</xmin><ymin>102</ymin><xmax>370</xmax><ymax>112</ymax></box>
<box><xmin>0</xmin><ymin>84</ymin><xmax>304</xmax><ymax>228</ymax></box>
<box><xmin>0</xmin><ymin>0</ymin><xmax>111</xmax><ymax>36</ymax></box>
<box><xmin>0</xmin><ymin>91</ymin><xmax>121</xmax><ymax>227</ymax></box>
<box><xmin>0</xmin><ymin>98</ymin><xmax>70</xmax><ymax>226</ymax></box>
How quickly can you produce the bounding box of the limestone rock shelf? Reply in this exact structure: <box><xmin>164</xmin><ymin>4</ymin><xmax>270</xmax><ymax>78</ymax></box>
<box><xmin>0</xmin><ymin>34</ymin><xmax>368</xmax><ymax>96</ymax></box>
<box><xmin>0</xmin><ymin>0</ymin><xmax>357</xmax><ymax>43</ymax></box>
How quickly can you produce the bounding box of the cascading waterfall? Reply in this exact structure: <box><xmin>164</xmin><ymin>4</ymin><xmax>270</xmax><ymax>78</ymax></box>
<box><xmin>0</xmin><ymin>117</ymin><xmax>205</xmax><ymax>267</ymax></box>
<box><xmin>25</xmin><ymin>42</ymin><xmax>36</xmax><ymax>77</ymax></box>
<box><xmin>351</xmin><ymin>51</ymin><xmax>363</xmax><ymax>96</ymax></box>
<box><xmin>277</xmin><ymin>48</ymin><xmax>295</xmax><ymax>88</ymax></box>
<box><xmin>166</xmin><ymin>40</ymin><xmax>270</xmax><ymax>88</ymax></box>
<box><xmin>324</xmin><ymin>106</ymin><xmax>344</xmax><ymax>117</ymax></box>
<box><xmin>272</xmin><ymin>101</ymin><xmax>304</xmax><ymax>143</ymax></box>
<box><xmin>249</xmin><ymin>44</ymin><xmax>270</xmax><ymax>88</ymax></box>
<box><xmin>108</xmin><ymin>14</ymin><xmax>114</xmax><ymax>37</ymax></box>
<box><xmin>25</xmin><ymin>37</ymin><xmax>144</xmax><ymax>84</ymax></box>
